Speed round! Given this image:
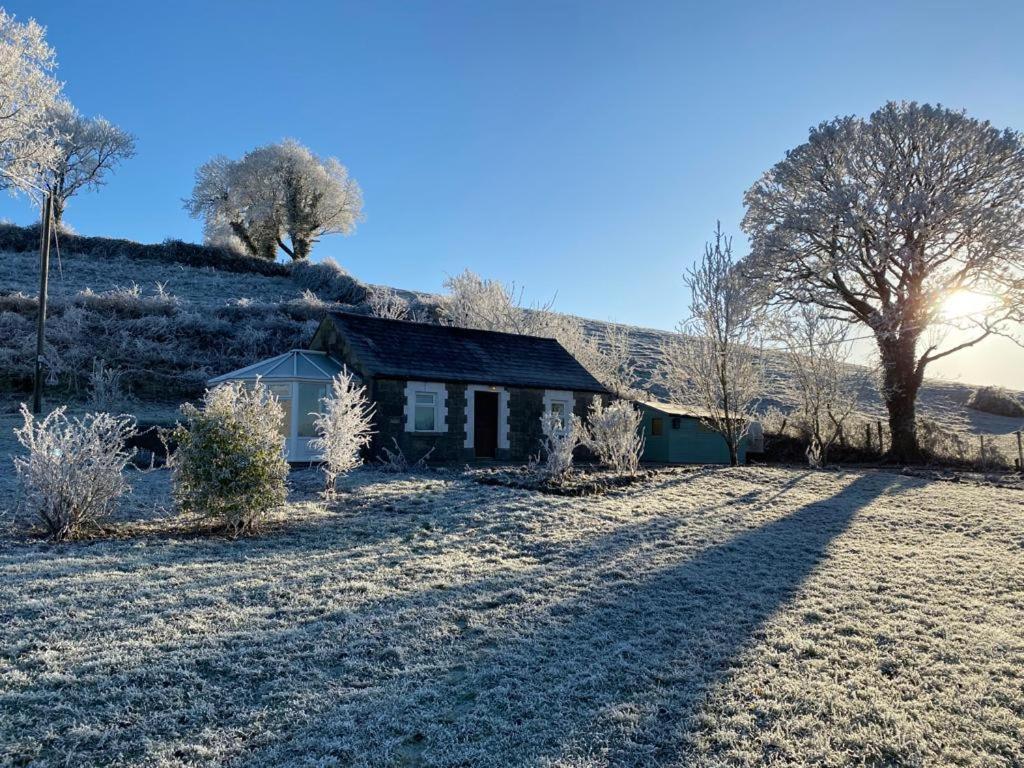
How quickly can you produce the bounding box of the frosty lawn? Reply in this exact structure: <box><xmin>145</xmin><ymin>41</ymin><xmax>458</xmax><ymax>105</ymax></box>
<box><xmin>1</xmin><ymin>466</ymin><xmax>1022</xmax><ymax>767</ymax></box>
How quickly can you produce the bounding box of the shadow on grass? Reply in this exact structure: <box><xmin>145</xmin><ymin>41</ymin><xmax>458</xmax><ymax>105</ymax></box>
<box><xmin>237</xmin><ymin>472</ymin><xmax>897</xmax><ymax>766</ymax></box>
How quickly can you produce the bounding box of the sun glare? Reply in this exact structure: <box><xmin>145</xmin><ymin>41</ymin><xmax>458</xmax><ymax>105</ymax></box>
<box><xmin>940</xmin><ymin>289</ymin><xmax>994</xmax><ymax>320</ymax></box>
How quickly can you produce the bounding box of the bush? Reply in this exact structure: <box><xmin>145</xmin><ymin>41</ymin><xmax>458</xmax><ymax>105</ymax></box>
<box><xmin>584</xmin><ymin>397</ymin><xmax>644</xmax><ymax>476</ymax></box>
<box><xmin>310</xmin><ymin>369</ymin><xmax>375</xmax><ymax>497</ymax></box>
<box><xmin>290</xmin><ymin>258</ymin><xmax>368</xmax><ymax>304</ymax></box>
<box><xmin>535</xmin><ymin>412</ymin><xmax>582</xmax><ymax>481</ymax></box>
<box><xmin>170</xmin><ymin>382</ymin><xmax>289</xmax><ymax>535</ymax></box>
<box><xmin>966</xmin><ymin>386</ymin><xmax>1024</xmax><ymax>418</ymax></box>
<box><xmin>12</xmin><ymin>404</ymin><xmax>136</xmax><ymax>540</ymax></box>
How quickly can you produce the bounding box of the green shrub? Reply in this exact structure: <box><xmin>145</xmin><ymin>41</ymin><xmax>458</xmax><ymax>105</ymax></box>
<box><xmin>170</xmin><ymin>381</ymin><xmax>288</xmax><ymax>535</ymax></box>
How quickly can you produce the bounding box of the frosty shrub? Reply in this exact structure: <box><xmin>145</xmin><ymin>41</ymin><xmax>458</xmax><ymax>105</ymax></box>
<box><xmin>375</xmin><ymin>438</ymin><xmax>435</xmax><ymax>473</ymax></box>
<box><xmin>12</xmin><ymin>404</ymin><xmax>136</xmax><ymax>540</ymax></box>
<box><xmin>367</xmin><ymin>286</ymin><xmax>410</xmax><ymax>320</ymax></box>
<box><xmin>310</xmin><ymin>369</ymin><xmax>375</xmax><ymax>497</ymax></box>
<box><xmin>536</xmin><ymin>412</ymin><xmax>582</xmax><ymax>481</ymax></box>
<box><xmin>87</xmin><ymin>358</ymin><xmax>125</xmax><ymax>410</ymax></box>
<box><xmin>584</xmin><ymin>397</ymin><xmax>644</xmax><ymax>476</ymax></box>
<box><xmin>917</xmin><ymin>418</ymin><xmax>973</xmax><ymax>466</ymax></box>
<box><xmin>170</xmin><ymin>381</ymin><xmax>288</xmax><ymax>536</ymax></box>
<box><xmin>966</xmin><ymin>387</ymin><xmax>1024</xmax><ymax>418</ymax></box>
<box><xmin>290</xmin><ymin>258</ymin><xmax>368</xmax><ymax>304</ymax></box>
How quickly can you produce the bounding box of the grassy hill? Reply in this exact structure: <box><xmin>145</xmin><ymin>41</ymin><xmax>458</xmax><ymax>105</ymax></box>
<box><xmin>1</xmin><ymin>225</ymin><xmax>1021</xmax><ymax>452</ymax></box>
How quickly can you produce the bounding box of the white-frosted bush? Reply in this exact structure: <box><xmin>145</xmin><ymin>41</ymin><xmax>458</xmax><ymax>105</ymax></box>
<box><xmin>12</xmin><ymin>404</ymin><xmax>136</xmax><ymax>540</ymax></box>
<box><xmin>87</xmin><ymin>358</ymin><xmax>125</xmax><ymax>410</ymax></box>
<box><xmin>290</xmin><ymin>257</ymin><xmax>368</xmax><ymax>304</ymax></box>
<box><xmin>966</xmin><ymin>386</ymin><xmax>1024</xmax><ymax>418</ymax></box>
<box><xmin>584</xmin><ymin>397</ymin><xmax>644</xmax><ymax>476</ymax></box>
<box><xmin>536</xmin><ymin>412</ymin><xmax>582</xmax><ymax>481</ymax></box>
<box><xmin>310</xmin><ymin>369</ymin><xmax>375</xmax><ymax>497</ymax></box>
<box><xmin>170</xmin><ymin>381</ymin><xmax>288</xmax><ymax>536</ymax></box>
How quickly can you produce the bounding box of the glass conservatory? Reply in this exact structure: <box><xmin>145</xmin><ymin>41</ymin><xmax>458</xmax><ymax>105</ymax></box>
<box><xmin>207</xmin><ymin>350</ymin><xmax>346</xmax><ymax>462</ymax></box>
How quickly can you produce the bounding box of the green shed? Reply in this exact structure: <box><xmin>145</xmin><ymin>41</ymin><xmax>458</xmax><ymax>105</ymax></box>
<box><xmin>637</xmin><ymin>400</ymin><xmax>749</xmax><ymax>465</ymax></box>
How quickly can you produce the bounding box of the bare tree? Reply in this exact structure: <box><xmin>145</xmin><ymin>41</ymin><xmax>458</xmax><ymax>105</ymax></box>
<box><xmin>584</xmin><ymin>397</ymin><xmax>644</xmax><ymax>476</ymax></box>
<box><xmin>772</xmin><ymin>305</ymin><xmax>862</xmax><ymax>466</ymax></box>
<box><xmin>367</xmin><ymin>286</ymin><xmax>412</xmax><ymax>320</ymax></box>
<box><xmin>440</xmin><ymin>269</ymin><xmax>640</xmax><ymax>396</ymax></box>
<box><xmin>0</xmin><ymin>10</ymin><xmax>61</xmax><ymax>190</ymax></box>
<box><xmin>659</xmin><ymin>222</ymin><xmax>762</xmax><ymax>466</ymax></box>
<box><xmin>37</xmin><ymin>100</ymin><xmax>136</xmax><ymax>227</ymax></box>
<box><xmin>743</xmin><ymin>102</ymin><xmax>1024</xmax><ymax>461</ymax></box>
<box><xmin>185</xmin><ymin>139</ymin><xmax>363</xmax><ymax>261</ymax></box>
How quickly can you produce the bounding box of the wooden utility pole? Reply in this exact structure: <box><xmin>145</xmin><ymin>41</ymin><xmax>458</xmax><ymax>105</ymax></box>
<box><xmin>32</xmin><ymin>193</ymin><xmax>53</xmax><ymax>415</ymax></box>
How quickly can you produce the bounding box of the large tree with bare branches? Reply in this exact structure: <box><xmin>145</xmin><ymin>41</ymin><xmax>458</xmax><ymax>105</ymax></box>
<box><xmin>742</xmin><ymin>102</ymin><xmax>1024</xmax><ymax>462</ymax></box>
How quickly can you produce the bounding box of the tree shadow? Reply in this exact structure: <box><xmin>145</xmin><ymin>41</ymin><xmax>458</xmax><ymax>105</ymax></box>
<box><xmin>235</xmin><ymin>472</ymin><xmax>896</xmax><ymax>766</ymax></box>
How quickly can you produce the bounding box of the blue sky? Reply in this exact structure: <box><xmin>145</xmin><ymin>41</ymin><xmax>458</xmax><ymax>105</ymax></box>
<box><xmin>3</xmin><ymin>0</ymin><xmax>1023</xmax><ymax>385</ymax></box>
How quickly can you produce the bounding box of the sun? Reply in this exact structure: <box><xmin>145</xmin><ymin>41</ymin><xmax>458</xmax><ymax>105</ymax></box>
<box><xmin>940</xmin><ymin>289</ymin><xmax>995</xmax><ymax>320</ymax></box>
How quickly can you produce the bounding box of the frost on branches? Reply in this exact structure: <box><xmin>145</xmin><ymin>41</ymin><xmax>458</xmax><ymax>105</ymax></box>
<box><xmin>535</xmin><ymin>411</ymin><xmax>583</xmax><ymax>481</ymax></box>
<box><xmin>584</xmin><ymin>397</ymin><xmax>644</xmax><ymax>476</ymax></box>
<box><xmin>12</xmin><ymin>404</ymin><xmax>136</xmax><ymax>540</ymax></box>
<box><xmin>440</xmin><ymin>269</ymin><xmax>639</xmax><ymax>397</ymax></box>
<box><xmin>185</xmin><ymin>139</ymin><xmax>363</xmax><ymax>261</ymax></box>
<box><xmin>310</xmin><ymin>369</ymin><xmax>375</xmax><ymax>498</ymax></box>
<box><xmin>743</xmin><ymin>101</ymin><xmax>1024</xmax><ymax>461</ymax></box>
<box><xmin>35</xmin><ymin>99</ymin><xmax>136</xmax><ymax>227</ymax></box>
<box><xmin>170</xmin><ymin>381</ymin><xmax>289</xmax><ymax>536</ymax></box>
<box><xmin>0</xmin><ymin>10</ymin><xmax>61</xmax><ymax>190</ymax></box>
<box><xmin>660</xmin><ymin>222</ymin><xmax>762</xmax><ymax>466</ymax></box>
<box><xmin>772</xmin><ymin>306</ymin><xmax>863</xmax><ymax>467</ymax></box>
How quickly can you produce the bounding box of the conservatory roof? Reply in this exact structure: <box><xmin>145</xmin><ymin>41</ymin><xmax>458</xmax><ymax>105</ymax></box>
<box><xmin>208</xmin><ymin>350</ymin><xmax>345</xmax><ymax>384</ymax></box>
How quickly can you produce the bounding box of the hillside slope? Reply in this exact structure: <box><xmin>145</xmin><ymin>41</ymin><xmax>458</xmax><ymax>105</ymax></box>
<box><xmin>1</xmin><ymin>235</ymin><xmax>1021</xmax><ymax>445</ymax></box>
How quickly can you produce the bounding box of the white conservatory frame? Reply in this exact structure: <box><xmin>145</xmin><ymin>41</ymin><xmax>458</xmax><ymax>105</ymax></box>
<box><xmin>207</xmin><ymin>350</ymin><xmax>346</xmax><ymax>462</ymax></box>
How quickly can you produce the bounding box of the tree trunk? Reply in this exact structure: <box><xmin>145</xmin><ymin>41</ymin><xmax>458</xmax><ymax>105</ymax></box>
<box><xmin>291</xmin><ymin>236</ymin><xmax>312</xmax><ymax>260</ymax></box>
<box><xmin>877</xmin><ymin>334</ymin><xmax>924</xmax><ymax>463</ymax></box>
<box><xmin>50</xmin><ymin>195</ymin><xmax>65</xmax><ymax>230</ymax></box>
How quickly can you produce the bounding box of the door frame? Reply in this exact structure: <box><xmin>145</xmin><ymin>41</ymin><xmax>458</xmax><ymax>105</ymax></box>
<box><xmin>464</xmin><ymin>384</ymin><xmax>509</xmax><ymax>453</ymax></box>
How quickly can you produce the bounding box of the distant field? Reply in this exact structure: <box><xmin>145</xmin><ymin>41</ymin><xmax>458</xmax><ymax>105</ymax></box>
<box><xmin>1</xmin><ymin>466</ymin><xmax>1021</xmax><ymax>767</ymax></box>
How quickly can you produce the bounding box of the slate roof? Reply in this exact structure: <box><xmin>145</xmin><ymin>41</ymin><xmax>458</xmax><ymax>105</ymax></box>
<box><xmin>324</xmin><ymin>312</ymin><xmax>608</xmax><ymax>393</ymax></box>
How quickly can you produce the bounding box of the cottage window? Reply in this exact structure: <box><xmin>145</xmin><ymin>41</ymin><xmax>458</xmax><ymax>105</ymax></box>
<box><xmin>651</xmin><ymin>417</ymin><xmax>664</xmax><ymax>436</ymax></box>
<box><xmin>414</xmin><ymin>392</ymin><xmax>437</xmax><ymax>431</ymax></box>
<box><xmin>671</xmin><ymin>417</ymin><xmax>681</xmax><ymax>430</ymax></box>
<box><xmin>549</xmin><ymin>401</ymin><xmax>568</xmax><ymax>427</ymax></box>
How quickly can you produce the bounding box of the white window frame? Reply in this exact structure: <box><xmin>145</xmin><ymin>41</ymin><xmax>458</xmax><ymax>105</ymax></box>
<box><xmin>404</xmin><ymin>381</ymin><xmax>447</xmax><ymax>433</ymax></box>
<box><xmin>543</xmin><ymin>390</ymin><xmax>574</xmax><ymax>427</ymax></box>
<box><xmin>464</xmin><ymin>385</ymin><xmax>510</xmax><ymax>450</ymax></box>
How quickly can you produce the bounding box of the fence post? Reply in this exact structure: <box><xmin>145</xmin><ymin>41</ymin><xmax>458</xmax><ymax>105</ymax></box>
<box><xmin>980</xmin><ymin>434</ymin><xmax>986</xmax><ymax>469</ymax></box>
<box><xmin>876</xmin><ymin>420</ymin><xmax>884</xmax><ymax>454</ymax></box>
<box><xmin>1017</xmin><ymin>430</ymin><xmax>1022</xmax><ymax>474</ymax></box>
<box><xmin>865</xmin><ymin>423</ymin><xmax>872</xmax><ymax>452</ymax></box>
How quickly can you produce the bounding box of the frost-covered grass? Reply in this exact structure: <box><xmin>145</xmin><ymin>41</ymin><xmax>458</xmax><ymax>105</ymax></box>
<box><xmin>1</xmin><ymin>466</ymin><xmax>1021</xmax><ymax>767</ymax></box>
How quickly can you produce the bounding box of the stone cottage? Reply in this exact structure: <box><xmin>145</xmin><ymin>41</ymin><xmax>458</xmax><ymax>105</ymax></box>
<box><xmin>306</xmin><ymin>311</ymin><xmax>609</xmax><ymax>462</ymax></box>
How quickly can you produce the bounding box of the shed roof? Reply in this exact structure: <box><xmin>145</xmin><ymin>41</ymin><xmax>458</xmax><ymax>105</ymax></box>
<box><xmin>320</xmin><ymin>312</ymin><xmax>607</xmax><ymax>393</ymax></box>
<box><xmin>208</xmin><ymin>349</ymin><xmax>345</xmax><ymax>384</ymax></box>
<box><xmin>636</xmin><ymin>400</ymin><xmax>717</xmax><ymax>420</ymax></box>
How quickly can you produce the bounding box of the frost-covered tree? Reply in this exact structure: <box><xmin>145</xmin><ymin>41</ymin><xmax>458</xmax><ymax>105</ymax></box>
<box><xmin>367</xmin><ymin>286</ymin><xmax>412</xmax><ymax>320</ymax></box>
<box><xmin>743</xmin><ymin>102</ymin><xmax>1024</xmax><ymax>462</ymax></box>
<box><xmin>310</xmin><ymin>369</ymin><xmax>375</xmax><ymax>498</ymax></box>
<box><xmin>536</xmin><ymin>411</ymin><xmax>582</xmax><ymax>481</ymax></box>
<box><xmin>440</xmin><ymin>269</ymin><xmax>639</xmax><ymax>396</ymax></box>
<box><xmin>584</xmin><ymin>397</ymin><xmax>644</xmax><ymax>475</ymax></box>
<box><xmin>36</xmin><ymin>100</ymin><xmax>136</xmax><ymax>227</ymax></box>
<box><xmin>0</xmin><ymin>10</ymin><xmax>61</xmax><ymax>190</ymax></box>
<box><xmin>659</xmin><ymin>222</ymin><xmax>762</xmax><ymax>466</ymax></box>
<box><xmin>772</xmin><ymin>306</ymin><xmax>862</xmax><ymax>467</ymax></box>
<box><xmin>13</xmin><ymin>404</ymin><xmax>136</xmax><ymax>540</ymax></box>
<box><xmin>185</xmin><ymin>139</ymin><xmax>363</xmax><ymax>261</ymax></box>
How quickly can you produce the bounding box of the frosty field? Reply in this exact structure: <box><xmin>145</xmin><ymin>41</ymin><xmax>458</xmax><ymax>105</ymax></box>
<box><xmin>1</xmin><ymin>466</ymin><xmax>1022</xmax><ymax>767</ymax></box>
